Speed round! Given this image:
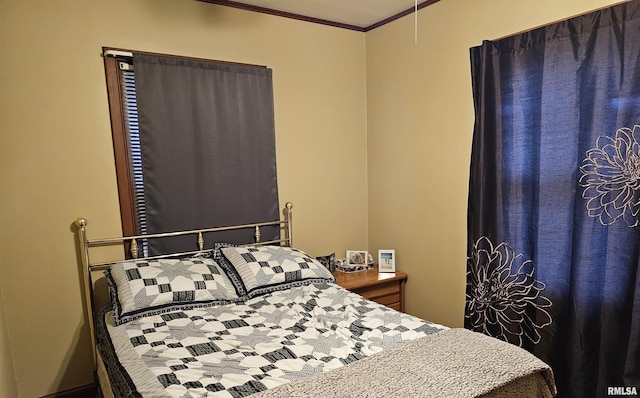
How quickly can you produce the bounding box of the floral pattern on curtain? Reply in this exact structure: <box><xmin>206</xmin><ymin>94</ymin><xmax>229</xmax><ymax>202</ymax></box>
<box><xmin>466</xmin><ymin>236</ymin><xmax>552</xmax><ymax>347</ymax></box>
<box><xmin>580</xmin><ymin>125</ymin><xmax>640</xmax><ymax>227</ymax></box>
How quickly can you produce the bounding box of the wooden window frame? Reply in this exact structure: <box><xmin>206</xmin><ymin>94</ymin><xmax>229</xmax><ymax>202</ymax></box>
<box><xmin>104</xmin><ymin>53</ymin><xmax>137</xmax><ymax>240</ymax></box>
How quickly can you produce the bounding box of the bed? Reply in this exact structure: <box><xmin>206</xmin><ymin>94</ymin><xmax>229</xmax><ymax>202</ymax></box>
<box><xmin>75</xmin><ymin>203</ymin><xmax>557</xmax><ymax>398</ymax></box>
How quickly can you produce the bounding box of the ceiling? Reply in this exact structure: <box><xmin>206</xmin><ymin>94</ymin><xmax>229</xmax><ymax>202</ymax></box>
<box><xmin>200</xmin><ymin>0</ymin><xmax>438</xmax><ymax>31</ymax></box>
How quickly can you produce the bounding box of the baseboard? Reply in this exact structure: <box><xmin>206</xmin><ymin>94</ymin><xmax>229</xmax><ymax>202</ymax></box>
<box><xmin>40</xmin><ymin>383</ymin><xmax>99</xmax><ymax>398</ymax></box>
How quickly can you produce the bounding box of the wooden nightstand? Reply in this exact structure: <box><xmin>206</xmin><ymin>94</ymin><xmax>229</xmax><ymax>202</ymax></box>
<box><xmin>333</xmin><ymin>269</ymin><xmax>407</xmax><ymax>312</ymax></box>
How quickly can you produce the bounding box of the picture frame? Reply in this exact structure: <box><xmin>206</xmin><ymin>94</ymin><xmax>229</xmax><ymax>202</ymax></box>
<box><xmin>346</xmin><ymin>250</ymin><xmax>369</xmax><ymax>266</ymax></box>
<box><xmin>378</xmin><ymin>249</ymin><xmax>396</xmax><ymax>273</ymax></box>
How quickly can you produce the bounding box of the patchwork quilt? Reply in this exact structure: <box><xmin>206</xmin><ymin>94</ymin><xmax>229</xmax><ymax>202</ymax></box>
<box><xmin>97</xmin><ymin>282</ymin><xmax>446</xmax><ymax>398</ymax></box>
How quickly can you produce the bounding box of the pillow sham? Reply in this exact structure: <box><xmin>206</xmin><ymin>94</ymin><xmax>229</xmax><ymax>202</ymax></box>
<box><xmin>220</xmin><ymin>245</ymin><xmax>335</xmax><ymax>298</ymax></box>
<box><xmin>106</xmin><ymin>257</ymin><xmax>239</xmax><ymax>325</ymax></box>
<box><xmin>315</xmin><ymin>252</ymin><xmax>336</xmax><ymax>272</ymax></box>
<box><xmin>211</xmin><ymin>242</ymin><xmax>247</xmax><ymax>297</ymax></box>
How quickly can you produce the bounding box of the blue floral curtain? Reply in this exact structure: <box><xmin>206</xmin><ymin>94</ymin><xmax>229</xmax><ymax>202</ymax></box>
<box><xmin>467</xmin><ymin>2</ymin><xmax>640</xmax><ymax>397</ymax></box>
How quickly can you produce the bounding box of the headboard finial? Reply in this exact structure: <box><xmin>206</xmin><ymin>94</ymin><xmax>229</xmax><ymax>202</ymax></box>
<box><xmin>76</xmin><ymin>218</ymin><xmax>87</xmax><ymax>229</ymax></box>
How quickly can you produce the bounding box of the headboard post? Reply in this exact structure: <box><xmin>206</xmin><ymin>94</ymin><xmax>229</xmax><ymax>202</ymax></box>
<box><xmin>285</xmin><ymin>202</ymin><xmax>293</xmax><ymax>247</ymax></box>
<box><xmin>255</xmin><ymin>226</ymin><xmax>261</xmax><ymax>243</ymax></box>
<box><xmin>75</xmin><ymin>218</ymin><xmax>98</xmax><ymax>369</ymax></box>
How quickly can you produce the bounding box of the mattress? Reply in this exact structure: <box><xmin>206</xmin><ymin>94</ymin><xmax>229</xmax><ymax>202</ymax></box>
<box><xmin>96</xmin><ymin>281</ymin><xmax>447</xmax><ymax>397</ymax></box>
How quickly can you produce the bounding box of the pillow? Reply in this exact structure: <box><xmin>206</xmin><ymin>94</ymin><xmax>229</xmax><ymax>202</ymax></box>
<box><xmin>106</xmin><ymin>257</ymin><xmax>239</xmax><ymax>325</ymax></box>
<box><xmin>220</xmin><ymin>245</ymin><xmax>335</xmax><ymax>298</ymax></box>
<box><xmin>211</xmin><ymin>242</ymin><xmax>247</xmax><ymax>297</ymax></box>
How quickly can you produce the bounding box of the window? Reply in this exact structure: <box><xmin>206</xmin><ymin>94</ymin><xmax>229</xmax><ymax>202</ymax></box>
<box><xmin>103</xmin><ymin>49</ymin><xmax>280</xmax><ymax>257</ymax></box>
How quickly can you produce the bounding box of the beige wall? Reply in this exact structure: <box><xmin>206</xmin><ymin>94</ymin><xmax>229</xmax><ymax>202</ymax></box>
<box><xmin>0</xmin><ymin>271</ymin><xmax>18</xmax><ymax>398</ymax></box>
<box><xmin>0</xmin><ymin>1</ymin><xmax>366</xmax><ymax>396</ymax></box>
<box><xmin>366</xmin><ymin>0</ymin><xmax>622</xmax><ymax>328</ymax></box>
<box><xmin>0</xmin><ymin>0</ymin><xmax>624</xmax><ymax>396</ymax></box>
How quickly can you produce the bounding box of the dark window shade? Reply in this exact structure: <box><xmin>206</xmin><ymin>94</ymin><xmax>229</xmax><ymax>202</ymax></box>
<box><xmin>104</xmin><ymin>51</ymin><xmax>280</xmax><ymax>257</ymax></box>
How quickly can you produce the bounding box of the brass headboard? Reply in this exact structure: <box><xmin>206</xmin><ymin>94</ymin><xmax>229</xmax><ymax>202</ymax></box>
<box><xmin>75</xmin><ymin>202</ymin><xmax>293</xmax><ymax>368</ymax></box>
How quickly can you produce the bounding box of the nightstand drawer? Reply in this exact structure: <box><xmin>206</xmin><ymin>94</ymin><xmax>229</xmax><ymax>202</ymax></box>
<box><xmin>333</xmin><ymin>269</ymin><xmax>407</xmax><ymax>312</ymax></box>
<box><xmin>387</xmin><ymin>302</ymin><xmax>401</xmax><ymax>311</ymax></box>
<box><xmin>357</xmin><ymin>283</ymin><xmax>400</xmax><ymax>304</ymax></box>
<box><xmin>368</xmin><ymin>294</ymin><xmax>400</xmax><ymax>307</ymax></box>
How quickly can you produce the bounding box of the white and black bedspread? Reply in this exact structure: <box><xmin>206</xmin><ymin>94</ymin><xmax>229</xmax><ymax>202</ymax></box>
<box><xmin>97</xmin><ymin>281</ymin><xmax>446</xmax><ymax>398</ymax></box>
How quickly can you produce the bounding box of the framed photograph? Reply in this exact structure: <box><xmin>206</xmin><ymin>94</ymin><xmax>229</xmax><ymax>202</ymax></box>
<box><xmin>378</xmin><ymin>249</ymin><xmax>396</xmax><ymax>273</ymax></box>
<box><xmin>346</xmin><ymin>250</ymin><xmax>369</xmax><ymax>265</ymax></box>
